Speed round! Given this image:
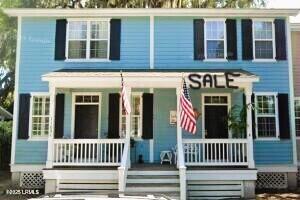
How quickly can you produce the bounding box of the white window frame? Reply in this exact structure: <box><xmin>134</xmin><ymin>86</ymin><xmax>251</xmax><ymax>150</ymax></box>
<box><xmin>252</xmin><ymin>18</ymin><xmax>276</xmax><ymax>62</ymax></box>
<box><xmin>294</xmin><ymin>97</ymin><xmax>300</xmax><ymax>139</ymax></box>
<box><xmin>204</xmin><ymin>18</ymin><xmax>227</xmax><ymax>62</ymax></box>
<box><xmin>254</xmin><ymin>92</ymin><xmax>279</xmax><ymax>140</ymax></box>
<box><xmin>28</xmin><ymin>92</ymin><xmax>50</xmax><ymax>141</ymax></box>
<box><xmin>119</xmin><ymin>92</ymin><xmax>143</xmax><ymax>139</ymax></box>
<box><xmin>65</xmin><ymin>18</ymin><xmax>111</xmax><ymax>62</ymax></box>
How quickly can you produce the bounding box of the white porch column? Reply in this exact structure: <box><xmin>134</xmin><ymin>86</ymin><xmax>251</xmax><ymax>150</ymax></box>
<box><xmin>245</xmin><ymin>85</ymin><xmax>255</xmax><ymax>168</ymax></box>
<box><xmin>46</xmin><ymin>85</ymin><xmax>56</xmax><ymax>168</ymax></box>
<box><xmin>176</xmin><ymin>87</ymin><xmax>187</xmax><ymax>200</ymax></box>
<box><xmin>125</xmin><ymin>87</ymin><xmax>131</xmax><ymax>168</ymax></box>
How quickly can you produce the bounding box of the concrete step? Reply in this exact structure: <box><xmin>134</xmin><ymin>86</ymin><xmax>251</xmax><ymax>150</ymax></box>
<box><xmin>127</xmin><ymin>170</ymin><xmax>179</xmax><ymax>176</ymax></box>
<box><xmin>127</xmin><ymin>175</ymin><xmax>179</xmax><ymax>184</ymax></box>
<box><xmin>126</xmin><ymin>184</ymin><xmax>180</xmax><ymax>193</ymax></box>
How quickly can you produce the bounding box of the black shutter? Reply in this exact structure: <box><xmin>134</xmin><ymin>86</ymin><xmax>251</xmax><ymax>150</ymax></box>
<box><xmin>142</xmin><ymin>93</ymin><xmax>154</xmax><ymax>139</ymax></box>
<box><xmin>278</xmin><ymin>93</ymin><xmax>290</xmax><ymax>139</ymax></box>
<box><xmin>55</xmin><ymin>94</ymin><xmax>65</xmax><ymax>138</ymax></box>
<box><xmin>109</xmin><ymin>19</ymin><xmax>121</xmax><ymax>60</ymax></box>
<box><xmin>18</xmin><ymin>94</ymin><xmax>31</xmax><ymax>139</ymax></box>
<box><xmin>108</xmin><ymin>93</ymin><xmax>120</xmax><ymax>138</ymax></box>
<box><xmin>275</xmin><ymin>19</ymin><xmax>287</xmax><ymax>60</ymax></box>
<box><xmin>194</xmin><ymin>19</ymin><xmax>205</xmax><ymax>60</ymax></box>
<box><xmin>226</xmin><ymin>19</ymin><xmax>237</xmax><ymax>60</ymax></box>
<box><xmin>251</xmin><ymin>94</ymin><xmax>256</xmax><ymax>139</ymax></box>
<box><xmin>242</xmin><ymin>19</ymin><xmax>253</xmax><ymax>60</ymax></box>
<box><xmin>55</xmin><ymin>19</ymin><xmax>67</xmax><ymax>60</ymax></box>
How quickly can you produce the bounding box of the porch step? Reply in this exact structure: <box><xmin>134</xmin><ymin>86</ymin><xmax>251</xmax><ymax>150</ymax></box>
<box><xmin>125</xmin><ymin>170</ymin><xmax>180</xmax><ymax>199</ymax></box>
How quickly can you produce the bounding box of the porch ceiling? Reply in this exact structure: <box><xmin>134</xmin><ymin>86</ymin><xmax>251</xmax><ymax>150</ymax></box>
<box><xmin>42</xmin><ymin>68</ymin><xmax>259</xmax><ymax>89</ymax></box>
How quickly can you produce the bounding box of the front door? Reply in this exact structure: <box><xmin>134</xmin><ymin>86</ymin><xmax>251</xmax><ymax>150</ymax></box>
<box><xmin>204</xmin><ymin>105</ymin><xmax>228</xmax><ymax>138</ymax></box>
<box><xmin>75</xmin><ymin>105</ymin><xmax>99</xmax><ymax>139</ymax></box>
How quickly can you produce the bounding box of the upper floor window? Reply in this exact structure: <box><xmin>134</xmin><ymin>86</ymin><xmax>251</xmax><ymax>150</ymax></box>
<box><xmin>253</xmin><ymin>20</ymin><xmax>275</xmax><ymax>60</ymax></box>
<box><xmin>295</xmin><ymin>99</ymin><xmax>300</xmax><ymax>137</ymax></box>
<box><xmin>67</xmin><ymin>20</ymin><xmax>110</xmax><ymax>60</ymax></box>
<box><xmin>120</xmin><ymin>93</ymin><xmax>143</xmax><ymax>138</ymax></box>
<box><xmin>30</xmin><ymin>95</ymin><xmax>50</xmax><ymax>139</ymax></box>
<box><xmin>255</xmin><ymin>93</ymin><xmax>279</xmax><ymax>139</ymax></box>
<box><xmin>205</xmin><ymin>20</ymin><xmax>226</xmax><ymax>60</ymax></box>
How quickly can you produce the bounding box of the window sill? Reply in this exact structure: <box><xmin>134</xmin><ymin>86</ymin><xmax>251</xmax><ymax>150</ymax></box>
<box><xmin>203</xmin><ymin>59</ymin><xmax>228</xmax><ymax>62</ymax></box>
<box><xmin>252</xmin><ymin>59</ymin><xmax>277</xmax><ymax>63</ymax></box>
<box><xmin>27</xmin><ymin>138</ymin><xmax>48</xmax><ymax>141</ymax></box>
<box><xmin>131</xmin><ymin>136</ymin><xmax>143</xmax><ymax>141</ymax></box>
<box><xmin>65</xmin><ymin>59</ymin><xmax>111</xmax><ymax>63</ymax></box>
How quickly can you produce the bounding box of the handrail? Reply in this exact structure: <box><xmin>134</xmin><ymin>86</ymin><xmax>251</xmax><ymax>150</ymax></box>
<box><xmin>177</xmin><ymin>138</ymin><xmax>186</xmax><ymax>200</ymax></box>
<box><xmin>118</xmin><ymin>136</ymin><xmax>131</xmax><ymax>192</ymax></box>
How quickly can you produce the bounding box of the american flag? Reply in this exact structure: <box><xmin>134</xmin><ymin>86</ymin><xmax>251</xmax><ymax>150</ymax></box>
<box><xmin>121</xmin><ymin>73</ymin><xmax>131</xmax><ymax>115</ymax></box>
<box><xmin>180</xmin><ymin>78</ymin><xmax>196</xmax><ymax>134</ymax></box>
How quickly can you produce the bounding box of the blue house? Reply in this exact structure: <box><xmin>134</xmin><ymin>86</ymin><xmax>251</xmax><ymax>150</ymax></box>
<box><xmin>4</xmin><ymin>8</ymin><xmax>300</xmax><ymax>199</ymax></box>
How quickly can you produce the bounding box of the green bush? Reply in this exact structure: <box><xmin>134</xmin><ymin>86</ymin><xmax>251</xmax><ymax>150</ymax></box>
<box><xmin>0</xmin><ymin>120</ymin><xmax>12</xmax><ymax>170</ymax></box>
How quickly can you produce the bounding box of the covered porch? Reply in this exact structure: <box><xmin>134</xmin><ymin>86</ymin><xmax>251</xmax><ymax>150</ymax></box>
<box><xmin>42</xmin><ymin>69</ymin><xmax>258</xmax><ymax>170</ymax></box>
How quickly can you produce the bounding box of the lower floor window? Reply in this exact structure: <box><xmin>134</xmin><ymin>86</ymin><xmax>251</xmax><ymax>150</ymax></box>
<box><xmin>295</xmin><ymin>99</ymin><xmax>300</xmax><ymax>137</ymax></box>
<box><xmin>30</xmin><ymin>95</ymin><xmax>50</xmax><ymax>138</ymax></box>
<box><xmin>255</xmin><ymin>94</ymin><xmax>278</xmax><ymax>138</ymax></box>
<box><xmin>120</xmin><ymin>93</ymin><xmax>143</xmax><ymax>138</ymax></box>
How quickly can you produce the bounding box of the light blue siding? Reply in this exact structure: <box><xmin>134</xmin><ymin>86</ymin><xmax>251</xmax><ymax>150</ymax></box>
<box><xmin>153</xmin><ymin>89</ymin><xmax>177</xmax><ymax>162</ymax></box>
<box><xmin>15</xmin><ymin>141</ymin><xmax>48</xmax><ymax>164</ymax></box>
<box><xmin>15</xmin><ymin>16</ymin><xmax>294</xmax><ymax>166</ymax></box>
<box><xmin>19</xmin><ymin>17</ymin><xmax>150</xmax><ymax>93</ymax></box>
<box><xmin>154</xmin><ymin>17</ymin><xmax>290</xmax><ymax>93</ymax></box>
<box><xmin>254</xmin><ymin>140</ymin><xmax>293</xmax><ymax>164</ymax></box>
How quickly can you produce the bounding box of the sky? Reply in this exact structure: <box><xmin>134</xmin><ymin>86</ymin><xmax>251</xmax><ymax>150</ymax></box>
<box><xmin>266</xmin><ymin>0</ymin><xmax>300</xmax><ymax>22</ymax></box>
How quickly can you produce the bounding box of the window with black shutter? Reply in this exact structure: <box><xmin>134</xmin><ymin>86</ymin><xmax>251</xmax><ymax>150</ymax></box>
<box><xmin>194</xmin><ymin>19</ymin><xmax>205</xmax><ymax>60</ymax></box>
<box><xmin>242</xmin><ymin>19</ymin><xmax>253</xmax><ymax>60</ymax></box>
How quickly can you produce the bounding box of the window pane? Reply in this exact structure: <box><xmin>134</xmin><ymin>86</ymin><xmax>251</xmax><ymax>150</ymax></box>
<box><xmin>91</xmin><ymin>21</ymin><xmax>108</xmax><ymax>39</ymax></box>
<box><xmin>68</xmin><ymin>41</ymin><xmax>86</xmax><ymax>59</ymax></box>
<box><xmin>132</xmin><ymin>96</ymin><xmax>141</xmax><ymax>115</ymax></box>
<box><xmin>31</xmin><ymin>96</ymin><xmax>50</xmax><ymax>138</ymax></box>
<box><xmin>254</xmin><ymin>21</ymin><xmax>273</xmax><ymax>40</ymax></box>
<box><xmin>206</xmin><ymin>21</ymin><xmax>224</xmax><ymax>40</ymax></box>
<box><xmin>257</xmin><ymin>117</ymin><xmax>276</xmax><ymax>137</ymax></box>
<box><xmin>296</xmin><ymin>119</ymin><xmax>300</xmax><ymax>137</ymax></box>
<box><xmin>257</xmin><ymin>95</ymin><xmax>275</xmax><ymax>114</ymax></box>
<box><xmin>207</xmin><ymin>41</ymin><xmax>224</xmax><ymax>59</ymax></box>
<box><xmin>90</xmin><ymin>41</ymin><xmax>108</xmax><ymax>59</ymax></box>
<box><xmin>295</xmin><ymin>100</ymin><xmax>300</xmax><ymax>118</ymax></box>
<box><xmin>255</xmin><ymin>41</ymin><xmax>273</xmax><ymax>59</ymax></box>
<box><xmin>69</xmin><ymin>21</ymin><xmax>87</xmax><ymax>39</ymax></box>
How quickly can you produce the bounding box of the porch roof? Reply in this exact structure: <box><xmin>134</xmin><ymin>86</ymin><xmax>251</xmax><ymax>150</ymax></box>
<box><xmin>42</xmin><ymin>68</ymin><xmax>259</xmax><ymax>89</ymax></box>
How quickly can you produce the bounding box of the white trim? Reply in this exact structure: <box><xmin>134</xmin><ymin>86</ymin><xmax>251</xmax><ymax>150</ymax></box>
<box><xmin>66</xmin><ymin>18</ymin><xmax>110</xmax><ymax>61</ymax></box>
<box><xmin>201</xmin><ymin>93</ymin><xmax>231</xmax><ymax>139</ymax></box>
<box><xmin>43</xmin><ymin>169</ymin><xmax>118</xmax><ymax>180</ymax></box>
<box><xmin>71</xmin><ymin>92</ymin><xmax>102</xmax><ymax>139</ymax></box>
<box><xmin>186</xmin><ymin>170</ymin><xmax>257</xmax><ymax>181</ymax></box>
<box><xmin>11</xmin><ymin>164</ymin><xmax>45</xmax><ymax>172</ymax></box>
<box><xmin>149</xmin><ymin>15</ymin><xmax>154</xmax><ymax>69</ymax></box>
<box><xmin>256</xmin><ymin>165</ymin><xmax>298</xmax><ymax>173</ymax></box>
<box><xmin>149</xmin><ymin>139</ymin><xmax>154</xmax><ymax>163</ymax></box>
<box><xmin>287</xmin><ymin>17</ymin><xmax>298</xmax><ymax>166</ymax></box>
<box><xmin>252</xmin><ymin>19</ymin><xmax>276</xmax><ymax>61</ymax></box>
<box><xmin>204</xmin><ymin>18</ymin><xmax>227</xmax><ymax>61</ymax></box>
<box><xmin>254</xmin><ymin>92</ymin><xmax>279</xmax><ymax>140</ymax></box>
<box><xmin>4</xmin><ymin>8</ymin><xmax>299</xmax><ymax>17</ymax></box>
<box><xmin>28</xmin><ymin>94</ymin><xmax>51</xmax><ymax>140</ymax></box>
<box><xmin>11</xmin><ymin>16</ymin><xmax>22</xmax><ymax>165</ymax></box>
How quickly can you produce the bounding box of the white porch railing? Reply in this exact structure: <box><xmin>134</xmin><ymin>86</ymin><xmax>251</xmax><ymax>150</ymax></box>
<box><xmin>52</xmin><ymin>139</ymin><xmax>125</xmax><ymax>166</ymax></box>
<box><xmin>182</xmin><ymin>139</ymin><xmax>248</xmax><ymax>166</ymax></box>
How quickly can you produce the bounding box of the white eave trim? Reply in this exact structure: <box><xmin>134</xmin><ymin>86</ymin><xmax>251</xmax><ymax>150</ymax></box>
<box><xmin>3</xmin><ymin>8</ymin><xmax>299</xmax><ymax>17</ymax></box>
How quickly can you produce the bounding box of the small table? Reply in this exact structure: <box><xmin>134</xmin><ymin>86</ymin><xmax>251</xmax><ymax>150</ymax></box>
<box><xmin>160</xmin><ymin>151</ymin><xmax>173</xmax><ymax>164</ymax></box>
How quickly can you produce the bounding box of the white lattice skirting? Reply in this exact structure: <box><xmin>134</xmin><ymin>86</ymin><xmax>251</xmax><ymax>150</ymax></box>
<box><xmin>256</xmin><ymin>172</ymin><xmax>288</xmax><ymax>189</ymax></box>
<box><xmin>20</xmin><ymin>172</ymin><xmax>45</xmax><ymax>189</ymax></box>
